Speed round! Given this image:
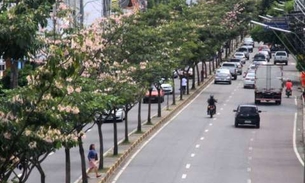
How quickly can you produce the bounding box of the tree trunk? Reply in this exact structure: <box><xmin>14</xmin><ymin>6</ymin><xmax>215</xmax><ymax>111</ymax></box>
<box><xmin>147</xmin><ymin>89</ymin><xmax>152</xmax><ymax>124</ymax></box>
<box><xmin>137</xmin><ymin>98</ymin><xmax>142</xmax><ymax>132</ymax></box>
<box><xmin>157</xmin><ymin>89</ymin><xmax>161</xmax><ymax>117</ymax></box>
<box><xmin>97</xmin><ymin>122</ymin><xmax>104</xmax><ymax>170</ymax></box>
<box><xmin>196</xmin><ymin>64</ymin><xmax>200</xmax><ymax>86</ymax></box>
<box><xmin>78</xmin><ymin>135</ymin><xmax>88</xmax><ymax>183</ymax></box>
<box><xmin>209</xmin><ymin>60</ymin><xmax>211</xmax><ymax>75</ymax></box>
<box><xmin>124</xmin><ymin>104</ymin><xmax>129</xmax><ymax>142</ymax></box>
<box><xmin>113</xmin><ymin>108</ymin><xmax>118</xmax><ymax>155</ymax></box>
<box><xmin>201</xmin><ymin>61</ymin><xmax>204</xmax><ymax>82</ymax></box>
<box><xmin>180</xmin><ymin>76</ymin><xmax>183</xmax><ymax>100</ymax></box>
<box><xmin>10</xmin><ymin>59</ymin><xmax>18</xmax><ymax>89</ymax></box>
<box><xmin>65</xmin><ymin>147</ymin><xmax>71</xmax><ymax>183</ymax></box>
<box><xmin>36</xmin><ymin>163</ymin><xmax>45</xmax><ymax>183</ymax></box>
<box><xmin>172</xmin><ymin>75</ymin><xmax>176</xmax><ymax>105</ymax></box>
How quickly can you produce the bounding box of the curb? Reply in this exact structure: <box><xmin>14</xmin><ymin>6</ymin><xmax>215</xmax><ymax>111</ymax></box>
<box><xmin>98</xmin><ymin>75</ymin><xmax>215</xmax><ymax>183</ymax></box>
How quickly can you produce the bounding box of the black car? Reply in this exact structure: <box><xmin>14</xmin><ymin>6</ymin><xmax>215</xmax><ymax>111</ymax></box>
<box><xmin>233</xmin><ymin>105</ymin><xmax>261</xmax><ymax>128</ymax></box>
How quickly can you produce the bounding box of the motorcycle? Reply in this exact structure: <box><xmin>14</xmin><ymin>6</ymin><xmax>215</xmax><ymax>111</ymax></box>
<box><xmin>286</xmin><ymin>89</ymin><xmax>292</xmax><ymax>98</ymax></box>
<box><xmin>207</xmin><ymin>105</ymin><xmax>216</xmax><ymax>118</ymax></box>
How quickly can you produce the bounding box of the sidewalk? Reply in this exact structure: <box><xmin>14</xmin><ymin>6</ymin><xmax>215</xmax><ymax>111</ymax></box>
<box><xmin>82</xmin><ymin>74</ymin><xmax>215</xmax><ymax>183</ymax></box>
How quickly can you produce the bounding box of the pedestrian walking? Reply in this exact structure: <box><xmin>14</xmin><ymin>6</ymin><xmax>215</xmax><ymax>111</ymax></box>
<box><xmin>87</xmin><ymin>144</ymin><xmax>101</xmax><ymax>178</ymax></box>
<box><xmin>181</xmin><ymin>76</ymin><xmax>187</xmax><ymax>95</ymax></box>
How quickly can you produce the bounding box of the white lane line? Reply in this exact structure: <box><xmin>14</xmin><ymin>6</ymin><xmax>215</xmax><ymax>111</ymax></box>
<box><xmin>213</xmin><ymin>118</ymin><xmax>217</xmax><ymax>120</ymax></box>
<box><xmin>182</xmin><ymin>174</ymin><xmax>187</xmax><ymax>179</ymax></box>
<box><xmin>217</xmin><ymin>112</ymin><xmax>220</xmax><ymax>115</ymax></box>
<box><xmin>224</xmin><ymin>103</ymin><xmax>227</xmax><ymax>106</ymax></box>
<box><xmin>293</xmin><ymin>112</ymin><xmax>304</xmax><ymax>166</ymax></box>
<box><xmin>247</xmin><ymin>179</ymin><xmax>252</xmax><ymax>183</ymax></box>
<box><xmin>220</xmin><ymin>108</ymin><xmax>223</xmax><ymax>110</ymax></box>
<box><xmin>48</xmin><ymin>152</ymin><xmax>54</xmax><ymax>156</ymax></box>
<box><xmin>196</xmin><ymin>144</ymin><xmax>200</xmax><ymax>148</ymax></box>
<box><xmin>247</xmin><ymin>167</ymin><xmax>251</xmax><ymax>172</ymax></box>
<box><xmin>295</xmin><ymin>97</ymin><xmax>297</xmax><ymax>106</ymax></box>
<box><xmin>191</xmin><ymin>153</ymin><xmax>195</xmax><ymax>157</ymax></box>
<box><xmin>88</xmin><ymin>129</ymin><xmax>92</xmax><ymax>132</ymax></box>
<box><xmin>186</xmin><ymin>164</ymin><xmax>191</xmax><ymax>169</ymax></box>
<box><xmin>249</xmin><ymin>147</ymin><xmax>253</xmax><ymax>151</ymax></box>
<box><xmin>226</xmin><ymin>99</ymin><xmax>229</xmax><ymax>102</ymax></box>
<box><xmin>229</xmin><ymin>96</ymin><xmax>232</xmax><ymax>98</ymax></box>
<box><xmin>200</xmin><ymin>137</ymin><xmax>205</xmax><ymax>140</ymax></box>
<box><xmin>248</xmin><ymin>157</ymin><xmax>252</xmax><ymax>160</ymax></box>
<box><xmin>250</xmin><ymin>138</ymin><xmax>254</xmax><ymax>141</ymax></box>
<box><xmin>209</xmin><ymin>123</ymin><xmax>213</xmax><ymax>126</ymax></box>
<box><xmin>109</xmin><ymin>81</ymin><xmax>214</xmax><ymax>182</ymax></box>
<box><xmin>205</xmin><ymin>129</ymin><xmax>209</xmax><ymax>132</ymax></box>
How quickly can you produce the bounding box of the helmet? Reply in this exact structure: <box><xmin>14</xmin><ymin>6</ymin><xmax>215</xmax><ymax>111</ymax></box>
<box><xmin>287</xmin><ymin>79</ymin><xmax>291</xmax><ymax>82</ymax></box>
<box><xmin>210</xmin><ymin>95</ymin><xmax>214</xmax><ymax>98</ymax></box>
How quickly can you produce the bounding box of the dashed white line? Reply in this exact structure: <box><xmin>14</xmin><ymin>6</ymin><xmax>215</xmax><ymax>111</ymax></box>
<box><xmin>223</xmin><ymin>103</ymin><xmax>227</xmax><ymax>106</ymax></box>
<box><xmin>247</xmin><ymin>179</ymin><xmax>252</xmax><ymax>183</ymax></box>
<box><xmin>213</xmin><ymin>118</ymin><xmax>217</xmax><ymax>120</ymax></box>
<box><xmin>200</xmin><ymin>137</ymin><xmax>205</xmax><ymax>140</ymax></box>
<box><xmin>247</xmin><ymin>167</ymin><xmax>251</xmax><ymax>172</ymax></box>
<box><xmin>191</xmin><ymin>153</ymin><xmax>195</xmax><ymax>157</ymax></box>
<box><xmin>186</xmin><ymin>164</ymin><xmax>191</xmax><ymax>169</ymax></box>
<box><xmin>250</xmin><ymin>138</ymin><xmax>254</xmax><ymax>141</ymax></box>
<box><xmin>226</xmin><ymin>99</ymin><xmax>229</xmax><ymax>102</ymax></box>
<box><xmin>217</xmin><ymin>112</ymin><xmax>220</xmax><ymax>115</ymax></box>
<box><xmin>229</xmin><ymin>96</ymin><xmax>232</xmax><ymax>98</ymax></box>
<box><xmin>249</xmin><ymin>147</ymin><xmax>253</xmax><ymax>151</ymax></box>
<box><xmin>205</xmin><ymin>129</ymin><xmax>209</xmax><ymax>132</ymax></box>
<box><xmin>209</xmin><ymin>123</ymin><xmax>213</xmax><ymax>126</ymax></box>
<box><xmin>182</xmin><ymin>174</ymin><xmax>187</xmax><ymax>179</ymax></box>
<box><xmin>220</xmin><ymin>108</ymin><xmax>224</xmax><ymax>110</ymax></box>
<box><xmin>295</xmin><ymin>97</ymin><xmax>297</xmax><ymax>106</ymax></box>
<box><xmin>196</xmin><ymin>144</ymin><xmax>200</xmax><ymax>148</ymax></box>
<box><xmin>248</xmin><ymin>156</ymin><xmax>252</xmax><ymax>160</ymax></box>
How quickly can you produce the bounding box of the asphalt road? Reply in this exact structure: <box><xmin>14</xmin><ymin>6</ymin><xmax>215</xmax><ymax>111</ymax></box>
<box><xmin>110</xmin><ymin>46</ymin><xmax>304</xmax><ymax>183</ymax></box>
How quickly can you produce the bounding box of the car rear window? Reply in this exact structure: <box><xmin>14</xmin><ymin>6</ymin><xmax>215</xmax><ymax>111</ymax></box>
<box><xmin>276</xmin><ymin>52</ymin><xmax>287</xmax><ymax>56</ymax></box>
<box><xmin>222</xmin><ymin>63</ymin><xmax>235</xmax><ymax>67</ymax></box>
<box><xmin>239</xmin><ymin>107</ymin><xmax>257</xmax><ymax>113</ymax></box>
<box><xmin>230</xmin><ymin>59</ymin><xmax>240</xmax><ymax>62</ymax></box>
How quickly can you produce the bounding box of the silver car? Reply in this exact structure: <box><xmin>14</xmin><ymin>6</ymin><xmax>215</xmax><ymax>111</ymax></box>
<box><xmin>214</xmin><ymin>68</ymin><xmax>232</xmax><ymax>84</ymax></box>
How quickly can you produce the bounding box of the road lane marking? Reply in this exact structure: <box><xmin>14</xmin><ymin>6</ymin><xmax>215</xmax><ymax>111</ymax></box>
<box><xmin>213</xmin><ymin>118</ymin><xmax>216</xmax><ymax>120</ymax></box>
<box><xmin>182</xmin><ymin>174</ymin><xmax>187</xmax><ymax>179</ymax></box>
<box><xmin>223</xmin><ymin>103</ymin><xmax>227</xmax><ymax>106</ymax></box>
<box><xmin>247</xmin><ymin>179</ymin><xmax>252</xmax><ymax>183</ymax></box>
<box><xmin>217</xmin><ymin>112</ymin><xmax>220</xmax><ymax>115</ymax></box>
<box><xmin>295</xmin><ymin>97</ymin><xmax>297</xmax><ymax>105</ymax></box>
<box><xmin>220</xmin><ymin>108</ymin><xmax>223</xmax><ymax>110</ymax></box>
<box><xmin>229</xmin><ymin>96</ymin><xmax>232</xmax><ymax>98</ymax></box>
<box><xmin>205</xmin><ymin>129</ymin><xmax>209</xmax><ymax>132</ymax></box>
<box><xmin>293</xmin><ymin>112</ymin><xmax>304</xmax><ymax>166</ymax></box>
<box><xmin>200</xmin><ymin>137</ymin><xmax>204</xmax><ymax>140</ymax></box>
<box><xmin>249</xmin><ymin>147</ymin><xmax>253</xmax><ymax>151</ymax></box>
<box><xmin>250</xmin><ymin>138</ymin><xmax>254</xmax><ymax>141</ymax></box>
<box><xmin>186</xmin><ymin>164</ymin><xmax>191</xmax><ymax>169</ymax></box>
<box><xmin>48</xmin><ymin>152</ymin><xmax>54</xmax><ymax>156</ymax></box>
<box><xmin>196</xmin><ymin>144</ymin><xmax>200</xmax><ymax>148</ymax></box>
<box><xmin>248</xmin><ymin>157</ymin><xmax>252</xmax><ymax>160</ymax></box>
<box><xmin>226</xmin><ymin>99</ymin><xmax>229</xmax><ymax>102</ymax></box>
<box><xmin>191</xmin><ymin>153</ymin><xmax>195</xmax><ymax>157</ymax></box>
<box><xmin>209</xmin><ymin>123</ymin><xmax>213</xmax><ymax>126</ymax></box>
<box><xmin>247</xmin><ymin>168</ymin><xmax>251</xmax><ymax>172</ymax></box>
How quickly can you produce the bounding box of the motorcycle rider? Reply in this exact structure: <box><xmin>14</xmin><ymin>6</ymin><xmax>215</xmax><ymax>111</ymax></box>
<box><xmin>207</xmin><ymin>95</ymin><xmax>217</xmax><ymax>114</ymax></box>
<box><xmin>285</xmin><ymin>79</ymin><xmax>293</xmax><ymax>93</ymax></box>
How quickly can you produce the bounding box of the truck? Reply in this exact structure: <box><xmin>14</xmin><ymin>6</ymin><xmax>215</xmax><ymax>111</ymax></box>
<box><xmin>274</xmin><ymin>51</ymin><xmax>288</xmax><ymax>65</ymax></box>
<box><xmin>254</xmin><ymin>65</ymin><xmax>283</xmax><ymax>105</ymax></box>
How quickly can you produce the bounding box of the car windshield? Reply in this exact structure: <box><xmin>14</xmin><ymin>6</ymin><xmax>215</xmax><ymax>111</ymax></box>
<box><xmin>239</xmin><ymin>107</ymin><xmax>257</xmax><ymax>113</ymax></box>
<box><xmin>235</xmin><ymin>53</ymin><xmax>243</xmax><ymax>57</ymax></box>
<box><xmin>238</xmin><ymin>48</ymin><xmax>247</xmax><ymax>52</ymax></box>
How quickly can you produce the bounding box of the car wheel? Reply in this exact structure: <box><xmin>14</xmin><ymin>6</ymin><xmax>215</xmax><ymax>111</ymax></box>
<box><xmin>235</xmin><ymin>121</ymin><xmax>238</xmax><ymax>127</ymax></box>
<box><xmin>274</xmin><ymin>61</ymin><xmax>276</xmax><ymax>65</ymax></box>
<box><xmin>143</xmin><ymin>99</ymin><xmax>147</xmax><ymax>103</ymax></box>
<box><xmin>233</xmin><ymin>76</ymin><xmax>237</xmax><ymax>80</ymax></box>
<box><xmin>256</xmin><ymin>122</ymin><xmax>260</xmax><ymax>129</ymax></box>
<box><xmin>285</xmin><ymin>62</ymin><xmax>288</xmax><ymax>65</ymax></box>
<box><xmin>228</xmin><ymin>81</ymin><xmax>232</xmax><ymax>85</ymax></box>
<box><xmin>214</xmin><ymin>81</ymin><xmax>217</xmax><ymax>84</ymax></box>
<box><xmin>276</xmin><ymin>100</ymin><xmax>281</xmax><ymax>105</ymax></box>
<box><xmin>255</xmin><ymin>100</ymin><xmax>260</xmax><ymax>104</ymax></box>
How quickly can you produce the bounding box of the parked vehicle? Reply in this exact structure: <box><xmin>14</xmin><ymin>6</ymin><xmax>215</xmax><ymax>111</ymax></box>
<box><xmin>233</xmin><ymin>105</ymin><xmax>261</xmax><ymax>128</ymax></box>
<box><xmin>99</xmin><ymin>107</ymin><xmax>125</xmax><ymax>122</ymax></box>
<box><xmin>143</xmin><ymin>86</ymin><xmax>165</xmax><ymax>103</ymax></box>
<box><xmin>255</xmin><ymin>65</ymin><xmax>283</xmax><ymax>105</ymax></box>
<box><xmin>236</xmin><ymin>47</ymin><xmax>250</xmax><ymax>60</ymax></box>
<box><xmin>161</xmin><ymin>83</ymin><xmax>173</xmax><ymax>94</ymax></box>
<box><xmin>214</xmin><ymin>68</ymin><xmax>232</xmax><ymax>84</ymax></box>
<box><xmin>243</xmin><ymin>72</ymin><xmax>255</xmax><ymax>88</ymax></box>
<box><xmin>221</xmin><ymin>62</ymin><xmax>238</xmax><ymax>80</ymax></box>
<box><xmin>274</xmin><ymin>51</ymin><xmax>288</xmax><ymax>65</ymax></box>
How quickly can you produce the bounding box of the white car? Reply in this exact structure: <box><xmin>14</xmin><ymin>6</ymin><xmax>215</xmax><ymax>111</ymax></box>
<box><xmin>244</xmin><ymin>37</ymin><xmax>254</xmax><ymax>47</ymax></box>
<box><xmin>233</xmin><ymin>52</ymin><xmax>247</xmax><ymax>64</ymax></box>
<box><xmin>161</xmin><ymin>83</ymin><xmax>173</xmax><ymax>94</ymax></box>
<box><xmin>243</xmin><ymin>72</ymin><xmax>256</xmax><ymax>88</ymax></box>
